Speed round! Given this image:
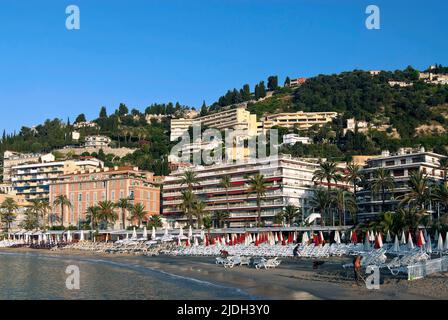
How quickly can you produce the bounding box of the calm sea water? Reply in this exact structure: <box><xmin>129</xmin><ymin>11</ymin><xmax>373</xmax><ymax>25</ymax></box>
<box><xmin>0</xmin><ymin>251</ymin><xmax>254</xmax><ymax>300</ymax></box>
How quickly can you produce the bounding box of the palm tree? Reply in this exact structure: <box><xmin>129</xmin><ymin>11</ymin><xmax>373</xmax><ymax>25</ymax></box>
<box><xmin>116</xmin><ymin>198</ymin><xmax>132</xmax><ymax>229</ymax></box>
<box><xmin>345</xmin><ymin>162</ymin><xmax>361</xmax><ymax>198</ymax></box>
<box><xmin>180</xmin><ymin>190</ymin><xmax>196</xmax><ymax>227</ymax></box>
<box><xmin>213</xmin><ymin>211</ymin><xmax>229</xmax><ymax>228</ymax></box>
<box><xmin>247</xmin><ymin>174</ymin><xmax>268</xmax><ymax>226</ymax></box>
<box><xmin>148</xmin><ymin>215</ymin><xmax>163</xmax><ymax>228</ymax></box>
<box><xmin>399</xmin><ymin>171</ymin><xmax>431</xmax><ymax>211</ymax></box>
<box><xmin>38</xmin><ymin>200</ymin><xmax>52</xmax><ymax>230</ymax></box>
<box><xmin>312</xmin><ymin>161</ymin><xmax>342</xmax><ymax>191</ymax></box>
<box><xmin>309</xmin><ymin>188</ymin><xmax>332</xmax><ymax>226</ymax></box>
<box><xmin>331</xmin><ymin>189</ymin><xmax>357</xmax><ymax>226</ymax></box>
<box><xmin>130</xmin><ymin>203</ymin><xmax>146</xmax><ymax>228</ymax></box>
<box><xmin>219</xmin><ymin>175</ymin><xmax>232</xmax><ymax>219</ymax></box>
<box><xmin>434</xmin><ymin>183</ymin><xmax>448</xmax><ymax>217</ymax></box>
<box><xmin>397</xmin><ymin>207</ymin><xmax>427</xmax><ymax>232</ymax></box>
<box><xmin>0</xmin><ymin>197</ymin><xmax>18</xmax><ymax>232</ymax></box>
<box><xmin>97</xmin><ymin>200</ymin><xmax>118</xmax><ymax>229</ymax></box>
<box><xmin>192</xmin><ymin>201</ymin><xmax>206</xmax><ymax>228</ymax></box>
<box><xmin>282</xmin><ymin>204</ymin><xmax>300</xmax><ymax>226</ymax></box>
<box><xmin>53</xmin><ymin>195</ymin><xmax>72</xmax><ymax>227</ymax></box>
<box><xmin>377</xmin><ymin>211</ymin><xmax>394</xmax><ymax>234</ymax></box>
<box><xmin>439</xmin><ymin>157</ymin><xmax>448</xmax><ymax>183</ymax></box>
<box><xmin>181</xmin><ymin>170</ymin><xmax>199</xmax><ymax>191</ymax></box>
<box><xmin>86</xmin><ymin>205</ymin><xmax>100</xmax><ymax>230</ymax></box>
<box><xmin>370</xmin><ymin>168</ymin><xmax>395</xmax><ymax>213</ymax></box>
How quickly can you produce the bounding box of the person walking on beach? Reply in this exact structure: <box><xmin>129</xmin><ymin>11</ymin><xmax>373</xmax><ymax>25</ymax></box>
<box><xmin>353</xmin><ymin>255</ymin><xmax>362</xmax><ymax>285</ymax></box>
<box><xmin>293</xmin><ymin>243</ymin><xmax>300</xmax><ymax>257</ymax></box>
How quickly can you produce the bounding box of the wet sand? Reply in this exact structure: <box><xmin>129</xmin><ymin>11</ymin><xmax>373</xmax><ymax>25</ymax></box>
<box><xmin>2</xmin><ymin>247</ymin><xmax>448</xmax><ymax>300</ymax></box>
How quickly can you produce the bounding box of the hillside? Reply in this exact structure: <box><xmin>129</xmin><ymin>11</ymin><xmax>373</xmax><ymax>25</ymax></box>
<box><xmin>1</xmin><ymin>65</ymin><xmax>448</xmax><ymax>175</ymax></box>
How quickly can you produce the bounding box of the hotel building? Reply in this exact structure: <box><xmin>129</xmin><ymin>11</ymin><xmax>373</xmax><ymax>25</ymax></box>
<box><xmin>170</xmin><ymin>118</ymin><xmax>194</xmax><ymax>141</ymax></box>
<box><xmin>262</xmin><ymin>111</ymin><xmax>338</xmax><ymax>130</ymax></box>
<box><xmin>2</xmin><ymin>151</ymin><xmax>42</xmax><ymax>184</ymax></box>
<box><xmin>357</xmin><ymin>148</ymin><xmax>446</xmax><ymax>221</ymax></box>
<box><xmin>49</xmin><ymin>167</ymin><xmax>161</xmax><ymax>228</ymax></box>
<box><xmin>163</xmin><ymin>155</ymin><xmax>322</xmax><ymax>228</ymax></box>
<box><xmin>11</xmin><ymin>155</ymin><xmax>104</xmax><ymax>201</ymax></box>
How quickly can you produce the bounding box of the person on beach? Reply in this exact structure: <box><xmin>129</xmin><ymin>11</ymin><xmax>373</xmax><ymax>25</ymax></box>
<box><xmin>293</xmin><ymin>244</ymin><xmax>300</xmax><ymax>257</ymax></box>
<box><xmin>220</xmin><ymin>250</ymin><xmax>229</xmax><ymax>258</ymax></box>
<box><xmin>353</xmin><ymin>255</ymin><xmax>362</xmax><ymax>285</ymax></box>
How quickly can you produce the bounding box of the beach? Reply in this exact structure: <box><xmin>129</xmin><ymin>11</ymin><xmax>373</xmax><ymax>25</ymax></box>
<box><xmin>1</xmin><ymin>247</ymin><xmax>448</xmax><ymax>300</ymax></box>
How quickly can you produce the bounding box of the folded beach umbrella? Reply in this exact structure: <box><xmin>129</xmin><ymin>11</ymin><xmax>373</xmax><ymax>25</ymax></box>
<box><xmin>80</xmin><ymin>231</ymin><xmax>84</xmax><ymax>242</ymax></box>
<box><xmin>143</xmin><ymin>226</ymin><xmax>148</xmax><ymax>239</ymax></box>
<box><xmin>426</xmin><ymin>235</ymin><xmax>432</xmax><ymax>254</ymax></box>
<box><xmin>288</xmin><ymin>233</ymin><xmax>293</xmax><ymax>243</ymax></box>
<box><xmin>401</xmin><ymin>231</ymin><xmax>407</xmax><ymax>245</ymax></box>
<box><xmin>351</xmin><ymin>230</ymin><xmax>358</xmax><ymax>243</ymax></box>
<box><xmin>386</xmin><ymin>230</ymin><xmax>392</xmax><ymax>243</ymax></box>
<box><xmin>186</xmin><ymin>239</ymin><xmax>190</xmax><ymax>247</ymax></box>
<box><xmin>194</xmin><ymin>237</ymin><xmax>199</xmax><ymax>247</ymax></box>
<box><xmin>444</xmin><ymin>232</ymin><xmax>448</xmax><ymax>251</ymax></box>
<box><xmin>200</xmin><ymin>229</ymin><xmax>205</xmax><ymax>240</ymax></box>
<box><xmin>416</xmin><ymin>230</ymin><xmax>425</xmax><ymax>248</ymax></box>
<box><xmin>408</xmin><ymin>233</ymin><xmax>414</xmax><ymax>250</ymax></box>
<box><xmin>369</xmin><ymin>231</ymin><xmax>375</xmax><ymax>242</ymax></box>
<box><xmin>152</xmin><ymin>227</ymin><xmax>156</xmax><ymax>240</ymax></box>
<box><xmin>302</xmin><ymin>232</ymin><xmax>309</xmax><ymax>245</ymax></box>
<box><xmin>67</xmin><ymin>230</ymin><xmax>72</xmax><ymax>242</ymax></box>
<box><xmin>364</xmin><ymin>235</ymin><xmax>371</xmax><ymax>251</ymax></box>
<box><xmin>132</xmin><ymin>227</ymin><xmax>137</xmax><ymax>239</ymax></box>
<box><xmin>392</xmin><ymin>235</ymin><xmax>400</xmax><ymax>252</ymax></box>
<box><xmin>334</xmin><ymin>231</ymin><xmax>341</xmax><ymax>244</ymax></box>
<box><xmin>188</xmin><ymin>226</ymin><xmax>193</xmax><ymax>239</ymax></box>
<box><xmin>365</xmin><ymin>231</ymin><xmax>370</xmax><ymax>243</ymax></box>
<box><xmin>126</xmin><ymin>232</ymin><xmax>129</xmax><ymax>240</ymax></box>
<box><xmin>178</xmin><ymin>227</ymin><xmax>184</xmax><ymax>238</ymax></box>
<box><xmin>423</xmin><ymin>229</ymin><xmax>428</xmax><ymax>241</ymax></box>
<box><xmin>438</xmin><ymin>233</ymin><xmax>444</xmax><ymax>251</ymax></box>
<box><xmin>293</xmin><ymin>232</ymin><xmax>297</xmax><ymax>242</ymax></box>
<box><xmin>226</xmin><ymin>234</ymin><xmax>230</xmax><ymax>243</ymax></box>
<box><xmin>164</xmin><ymin>226</ymin><xmax>169</xmax><ymax>238</ymax></box>
<box><xmin>319</xmin><ymin>231</ymin><xmax>324</xmax><ymax>244</ymax></box>
<box><xmin>435</xmin><ymin>230</ymin><xmax>439</xmax><ymax>242</ymax></box>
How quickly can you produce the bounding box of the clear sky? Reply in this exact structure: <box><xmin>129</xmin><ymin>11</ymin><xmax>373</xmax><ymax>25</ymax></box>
<box><xmin>0</xmin><ymin>0</ymin><xmax>447</xmax><ymax>133</ymax></box>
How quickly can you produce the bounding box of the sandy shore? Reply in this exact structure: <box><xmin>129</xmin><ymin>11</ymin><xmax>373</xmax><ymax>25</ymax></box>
<box><xmin>2</xmin><ymin>247</ymin><xmax>448</xmax><ymax>300</ymax></box>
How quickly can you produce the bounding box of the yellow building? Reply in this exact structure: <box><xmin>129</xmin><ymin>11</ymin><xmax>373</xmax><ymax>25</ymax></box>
<box><xmin>262</xmin><ymin>111</ymin><xmax>338</xmax><ymax>130</ymax></box>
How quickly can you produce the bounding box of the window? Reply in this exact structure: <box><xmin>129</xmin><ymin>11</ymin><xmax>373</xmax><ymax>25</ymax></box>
<box><xmin>400</xmin><ymin>159</ymin><xmax>406</xmax><ymax>164</ymax></box>
<box><xmin>111</xmin><ymin>191</ymin><xmax>115</xmax><ymax>201</ymax></box>
<box><xmin>385</xmin><ymin>160</ymin><xmax>395</xmax><ymax>166</ymax></box>
<box><xmin>393</xmin><ymin>169</ymin><xmax>404</xmax><ymax>177</ymax></box>
<box><xmin>102</xmin><ymin>192</ymin><xmax>106</xmax><ymax>200</ymax></box>
<box><xmin>78</xmin><ymin>193</ymin><xmax>82</xmax><ymax>201</ymax></box>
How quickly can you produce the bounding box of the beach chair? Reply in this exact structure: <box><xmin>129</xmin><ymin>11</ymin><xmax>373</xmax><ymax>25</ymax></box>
<box><xmin>255</xmin><ymin>257</ymin><xmax>281</xmax><ymax>269</ymax></box>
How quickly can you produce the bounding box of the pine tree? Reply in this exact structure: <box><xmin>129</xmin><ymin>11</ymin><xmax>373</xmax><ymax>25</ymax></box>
<box><xmin>284</xmin><ymin>76</ymin><xmax>291</xmax><ymax>87</ymax></box>
<box><xmin>241</xmin><ymin>84</ymin><xmax>251</xmax><ymax>101</ymax></box>
<box><xmin>267</xmin><ymin>76</ymin><xmax>278</xmax><ymax>91</ymax></box>
<box><xmin>254</xmin><ymin>84</ymin><xmax>260</xmax><ymax>100</ymax></box>
<box><xmin>200</xmin><ymin>101</ymin><xmax>208</xmax><ymax>117</ymax></box>
<box><xmin>259</xmin><ymin>81</ymin><xmax>266</xmax><ymax>98</ymax></box>
<box><xmin>99</xmin><ymin>107</ymin><xmax>108</xmax><ymax>118</ymax></box>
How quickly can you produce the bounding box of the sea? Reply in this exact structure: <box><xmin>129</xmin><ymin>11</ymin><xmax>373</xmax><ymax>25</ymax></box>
<box><xmin>0</xmin><ymin>250</ymin><xmax>255</xmax><ymax>300</ymax></box>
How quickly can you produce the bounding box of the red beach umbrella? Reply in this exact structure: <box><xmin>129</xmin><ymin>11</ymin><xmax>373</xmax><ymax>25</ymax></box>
<box><xmin>374</xmin><ymin>234</ymin><xmax>380</xmax><ymax>249</ymax></box>
<box><xmin>186</xmin><ymin>239</ymin><xmax>190</xmax><ymax>247</ymax></box>
<box><xmin>288</xmin><ymin>233</ymin><xmax>293</xmax><ymax>243</ymax></box>
<box><xmin>351</xmin><ymin>231</ymin><xmax>358</xmax><ymax>243</ymax></box>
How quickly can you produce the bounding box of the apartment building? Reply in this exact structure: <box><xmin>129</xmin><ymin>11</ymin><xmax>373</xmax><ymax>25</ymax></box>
<box><xmin>73</xmin><ymin>121</ymin><xmax>99</xmax><ymax>129</ymax></box>
<box><xmin>170</xmin><ymin>118</ymin><xmax>194</xmax><ymax>141</ymax></box>
<box><xmin>11</xmin><ymin>156</ymin><xmax>104</xmax><ymax>201</ymax></box>
<box><xmin>163</xmin><ymin>155</ymin><xmax>322</xmax><ymax>228</ymax></box>
<box><xmin>170</xmin><ymin>107</ymin><xmax>260</xmax><ymax>142</ymax></box>
<box><xmin>262</xmin><ymin>111</ymin><xmax>338</xmax><ymax>130</ymax></box>
<box><xmin>357</xmin><ymin>147</ymin><xmax>446</xmax><ymax>221</ymax></box>
<box><xmin>49</xmin><ymin>167</ymin><xmax>161</xmax><ymax>229</ymax></box>
<box><xmin>2</xmin><ymin>151</ymin><xmax>42</xmax><ymax>184</ymax></box>
<box><xmin>84</xmin><ymin>135</ymin><xmax>112</xmax><ymax>148</ymax></box>
<box><xmin>282</xmin><ymin>133</ymin><xmax>312</xmax><ymax>145</ymax></box>
<box><xmin>287</xmin><ymin>77</ymin><xmax>307</xmax><ymax>87</ymax></box>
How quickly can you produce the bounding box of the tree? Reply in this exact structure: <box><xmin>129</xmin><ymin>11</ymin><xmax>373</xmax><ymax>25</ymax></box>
<box><xmin>241</xmin><ymin>84</ymin><xmax>251</xmax><ymax>101</ymax></box>
<box><xmin>20</xmin><ymin>209</ymin><xmax>39</xmax><ymax>231</ymax></box>
<box><xmin>180</xmin><ymin>190</ymin><xmax>196</xmax><ymax>227</ymax></box>
<box><xmin>370</xmin><ymin>168</ymin><xmax>395</xmax><ymax>213</ymax></box>
<box><xmin>284</xmin><ymin>76</ymin><xmax>291</xmax><ymax>87</ymax></box>
<box><xmin>200</xmin><ymin>101</ymin><xmax>208</xmax><ymax>117</ymax></box>
<box><xmin>192</xmin><ymin>201</ymin><xmax>206</xmax><ymax>228</ymax></box>
<box><xmin>219</xmin><ymin>175</ymin><xmax>232</xmax><ymax>220</ymax></box>
<box><xmin>399</xmin><ymin>171</ymin><xmax>431</xmax><ymax>212</ymax></box>
<box><xmin>147</xmin><ymin>215</ymin><xmax>163</xmax><ymax>228</ymax></box>
<box><xmin>247</xmin><ymin>174</ymin><xmax>268</xmax><ymax>226</ymax></box>
<box><xmin>181</xmin><ymin>170</ymin><xmax>199</xmax><ymax>192</ymax></box>
<box><xmin>434</xmin><ymin>183</ymin><xmax>448</xmax><ymax>216</ymax></box>
<box><xmin>331</xmin><ymin>189</ymin><xmax>357</xmax><ymax>226</ymax></box>
<box><xmin>213</xmin><ymin>211</ymin><xmax>229</xmax><ymax>228</ymax></box>
<box><xmin>309</xmin><ymin>188</ymin><xmax>331</xmax><ymax>226</ymax></box>
<box><xmin>53</xmin><ymin>195</ymin><xmax>72</xmax><ymax>227</ymax></box>
<box><xmin>75</xmin><ymin>114</ymin><xmax>87</xmax><ymax>123</ymax></box>
<box><xmin>345</xmin><ymin>162</ymin><xmax>362</xmax><ymax>198</ymax></box>
<box><xmin>258</xmin><ymin>81</ymin><xmax>266</xmax><ymax>99</ymax></box>
<box><xmin>116</xmin><ymin>198</ymin><xmax>132</xmax><ymax>229</ymax></box>
<box><xmin>99</xmin><ymin>106</ymin><xmax>108</xmax><ymax>119</ymax></box>
<box><xmin>203</xmin><ymin>215</ymin><xmax>213</xmax><ymax>230</ymax></box>
<box><xmin>282</xmin><ymin>204</ymin><xmax>300</xmax><ymax>226</ymax></box>
<box><xmin>0</xmin><ymin>197</ymin><xmax>18</xmax><ymax>232</ymax></box>
<box><xmin>97</xmin><ymin>200</ymin><xmax>117</xmax><ymax>229</ymax></box>
<box><xmin>117</xmin><ymin>103</ymin><xmax>129</xmax><ymax>117</ymax></box>
<box><xmin>312</xmin><ymin>161</ymin><xmax>342</xmax><ymax>191</ymax></box>
<box><xmin>86</xmin><ymin>205</ymin><xmax>100</xmax><ymax>230</ymax></box>
<box><xmin>129</xmin><ymin>203</ymin><xmax>146</xmax><ymax>228</ymax></box>
<box><xmin>267</xmin><ymin>76</ymin><xmax>278</xmax><ymax>91</ymax></box>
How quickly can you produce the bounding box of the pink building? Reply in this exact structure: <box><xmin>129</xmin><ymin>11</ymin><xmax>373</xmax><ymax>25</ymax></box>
<box><xmin>49</xmin><ymin>166</ymin><xmax>161</xmax><ymax>229</ymax></box>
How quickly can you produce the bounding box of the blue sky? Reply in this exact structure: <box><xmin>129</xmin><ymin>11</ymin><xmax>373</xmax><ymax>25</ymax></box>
<box><xmin>0</xmin><ymin>0</ymin><xmax>447</xmax><ymax>133</ymax></box>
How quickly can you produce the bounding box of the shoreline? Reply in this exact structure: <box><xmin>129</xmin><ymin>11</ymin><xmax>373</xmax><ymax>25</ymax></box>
<box><xmin>1</xmin><ymin>247</ymin><xmax>447</xmax><ymax>300</ymax></box>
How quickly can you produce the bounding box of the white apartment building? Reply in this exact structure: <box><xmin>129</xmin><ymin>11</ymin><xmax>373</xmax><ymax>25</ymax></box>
<box><xmin>73</xmin><ymin>121</ymin><xmax>99</xmax><ymax>129</ymax></box>
<box><xmin>11</xmin><ymin>157</ymin><xmax>104</xmax><ymax>201</ymax></box>
<box><xmin>262</xmin><ymin>111</ymin><xmax>338</xmax><ymax>130</ymax></box>
<box><xmin>170</xmin><ymin>118</ymin><xmax>194</xmax><ymax>141</ymax></box>
<box><xmin>163</xmin><ymin>155</ymin><xmax>321</xmax><ymax>228</ymax></box>
<box><xmin>84</xmin><ymin>135</ymin><xmax>112</xmax><ymax>148</ymax></box>
<box><xmin>282</xmin><ymin>134</ymin><xmax>312</xmax><ymax>145</ymax></box>
<box><xmin>357</xmin><ymin>147</ymin><xmax>446</xmax><ymax>221</ymax></box>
